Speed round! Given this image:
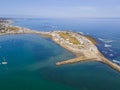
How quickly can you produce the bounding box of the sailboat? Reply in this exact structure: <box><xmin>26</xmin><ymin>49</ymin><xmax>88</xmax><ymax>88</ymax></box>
<box><xmin>2</xmin><ymin>57</ymin><xmax>8</xmax><ymax>65</ymax></box>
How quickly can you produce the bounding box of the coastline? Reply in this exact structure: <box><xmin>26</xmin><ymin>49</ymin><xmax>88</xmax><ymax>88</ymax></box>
<box><xmin>50</xmin><ymin>31</ymin><xmax>120</xmax><ymax>72</ymax></box>
<box><xmin>0</xmin><ymin>24</ymin><xmax>120</xmax><ymax>72</ymax></box>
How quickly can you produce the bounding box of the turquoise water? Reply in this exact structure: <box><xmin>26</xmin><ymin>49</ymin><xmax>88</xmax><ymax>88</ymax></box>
<box><xmin>0</xmin><ymin>18</ymin><xmax>120</xmax><ymax>90</ymax></box>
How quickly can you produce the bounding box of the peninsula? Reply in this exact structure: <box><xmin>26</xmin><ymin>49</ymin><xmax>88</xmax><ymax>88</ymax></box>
<box><xmin>1</xmin><ymin>19</ymin><xmax>120</xmax><ymax>72</ymax></box>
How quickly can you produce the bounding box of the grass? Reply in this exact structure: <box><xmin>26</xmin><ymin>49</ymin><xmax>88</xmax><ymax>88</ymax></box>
<box><xmin>85</xmin><ymin>35</ymin><xmax>98</xmax><ymax>45</ymax></box>
<box><xmin>58</xmin><ymin>32</ymin><xmax>80</xmax><ymax>45</ymax></box>
<box><xmin>8</xmin><ymin>26</ymin><xmax>19</xmax><ymax>32</ymax></box>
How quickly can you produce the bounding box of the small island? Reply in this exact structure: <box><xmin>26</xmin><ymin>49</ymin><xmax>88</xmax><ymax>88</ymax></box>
<box><xmin>1</xmin><ymin>19</ymin><xmax>120</xmax><ymax>72</ymax></box>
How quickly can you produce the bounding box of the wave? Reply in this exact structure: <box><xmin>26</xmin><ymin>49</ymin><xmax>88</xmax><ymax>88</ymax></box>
<box><xmin>109</xmin><ymin>54</ymin><xmax>114</xmax><ymax>57</ymax></box>
<box><xmin>102</xmin><ymin>51</ymin><xmax>108</xmax><ymax>54</ymax></box>
<box><xmin>98</xmin><ymin>38</ymin><xmax>113</xmax><ymax>43</ymax></box>
<box><xmin>104</xmin><ymin>44</ymin><xmax>112</xmax><ymax>48</ymax></box>
<box><xmin>113</xmin><ymin>59</ymin><xmax>120</xmax><ymax>64</ymax></box>
<box><xmin>78</xmin><ymin>32</ymin><xmax>84</xmax><ymax>35</ymax></box>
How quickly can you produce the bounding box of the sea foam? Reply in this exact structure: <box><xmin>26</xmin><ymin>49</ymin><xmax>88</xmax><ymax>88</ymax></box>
<box><xmin>113</xmin><ymin>59</ymin><xmax>120</xmax><ymax>64</ymax></box>
<box><xmin>98</xmin><ymin>38</ymin><xmax>113</xmax><ymax>43</ymax></box>
<box><xmin>104</xmin><ymin>44</ymin><xmax>112</xmax><ymax>48</ymax></box>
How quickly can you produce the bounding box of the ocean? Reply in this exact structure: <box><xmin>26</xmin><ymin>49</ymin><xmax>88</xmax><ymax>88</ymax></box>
<box><xmin>0</xmin><ymin>18</ymin><xmax>120</xmax><ymax>90</ymax></box>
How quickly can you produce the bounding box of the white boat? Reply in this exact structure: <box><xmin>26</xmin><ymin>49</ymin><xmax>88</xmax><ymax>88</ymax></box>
<box><xmin>2</xmin><ymin>57</ymin><xmax>8</xmax><ymax>65</ymax></box>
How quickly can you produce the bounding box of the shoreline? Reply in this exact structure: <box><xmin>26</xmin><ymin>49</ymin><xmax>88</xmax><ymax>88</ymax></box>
<box><xmin>0</xmin><ymin>25</ymin><xmax>120</xmax><ymax>72</ymax></box>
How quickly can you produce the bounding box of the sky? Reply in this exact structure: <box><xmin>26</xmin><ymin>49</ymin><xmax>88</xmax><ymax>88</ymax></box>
<box><xmin>0</xmin><ymin>0</ymin><xmax>120</xmax><ymax>18</ymax></box>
